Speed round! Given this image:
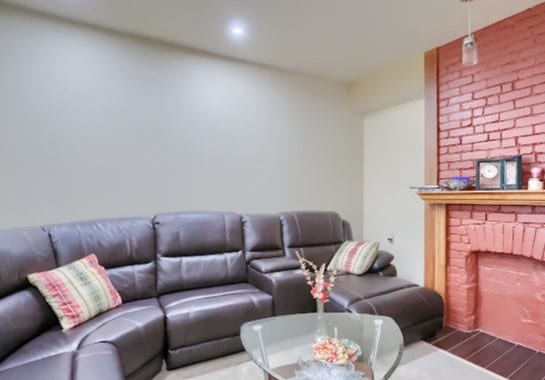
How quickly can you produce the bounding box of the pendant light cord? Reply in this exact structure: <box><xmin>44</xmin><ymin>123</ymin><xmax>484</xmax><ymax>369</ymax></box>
<box><xmin>467</xmin><ymin>0</ymin><xmax>472</xmax><ymax>36</ymax></box>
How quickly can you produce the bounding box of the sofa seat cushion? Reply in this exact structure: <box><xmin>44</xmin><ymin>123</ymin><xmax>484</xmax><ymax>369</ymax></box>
<box><xmin>0</xmin><ymin>343</ymin><xmax>124</xmax><ymax>380</ymax></box>
<box><xmin>346</xmin><ymin>286</ymin><xmax>444</xmax><ymax>344</ymax></box>
<box><xmin>328</xmin><ymin>274</ymin><xmax>416</xmax><ymax>310</ymax></box>
<box><xmin>0</xmin><ymin>298</ymin><xmax>163</xmax><ymax>377</ymax></box>
<box><xmin>0</xmin><ymin>351</ymin><xmax>73</xmax><ymax>380</ymax></box>
<box><xmin>159</xmin><ymin>283</ymin><xmax>272</xmax><ymax>349</ymax></box>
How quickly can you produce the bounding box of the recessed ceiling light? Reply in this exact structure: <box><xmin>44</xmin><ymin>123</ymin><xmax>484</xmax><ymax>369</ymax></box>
<box><xmin>228</xmin><ymin>21</ymin><xmax>248</xmax><ymax>41</ymax></box>
<box><xmin>231</xmin><ymin>27</ymin><xmax>245</xmax><ymax>36</ymax></box>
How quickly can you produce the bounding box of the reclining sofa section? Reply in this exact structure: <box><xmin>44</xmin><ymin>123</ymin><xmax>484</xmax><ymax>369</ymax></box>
<box><xmin>0</xmin><ymin>211</ymin><xmax>443</xmax><ymax>380</ymax></box>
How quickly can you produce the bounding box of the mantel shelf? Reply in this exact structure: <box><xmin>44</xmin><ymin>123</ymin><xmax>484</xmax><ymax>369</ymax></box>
<box><xmin>418</xmin><ymin>190</ymin><xmax>545</xmax><ymax>206</ymax></box>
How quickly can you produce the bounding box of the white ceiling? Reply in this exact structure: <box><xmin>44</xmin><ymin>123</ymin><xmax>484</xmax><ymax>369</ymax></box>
<box><xmin>2</xmin><ymin>0</ymin><xmax>544</xmax><ymax>83</ymax></box>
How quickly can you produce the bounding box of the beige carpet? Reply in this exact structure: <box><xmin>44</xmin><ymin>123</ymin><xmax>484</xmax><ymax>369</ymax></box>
<box><xmin>153</xmin><ymin>341</ymin><xmax>507</xmax><ymax>380</ymax></box>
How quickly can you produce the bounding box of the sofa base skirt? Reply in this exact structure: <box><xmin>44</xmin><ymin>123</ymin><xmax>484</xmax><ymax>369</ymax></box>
<box><xmin>127</xmin><ymin>355</ymin><xmax>163</xmax><ymax>380</ymax></box>
<box><xmin>165</xmin><ymin>336</ymin><xmax>243</xmax><ymax>370</ymax></box>
<box><xmin>401</xmin><ymin>317</ymin><xmax>444</xmax><ymax>345</ymax></box>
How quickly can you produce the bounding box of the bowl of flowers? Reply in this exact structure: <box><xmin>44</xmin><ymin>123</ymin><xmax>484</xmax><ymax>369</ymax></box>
<box><xmin>295</xmin><ymin>338</ymin><xmax>363</xmax><ymax>380</ymax></box>
<box><xmin>312</xmin><ymin>336</ymin><xmax>361</xmax><ymax>364</ymax></box>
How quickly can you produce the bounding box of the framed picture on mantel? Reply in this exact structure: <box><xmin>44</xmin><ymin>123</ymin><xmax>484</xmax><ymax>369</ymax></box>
<box><xmin>503</xmin><ymin>155</ymin><xmax>522</xmax><ymax>190</ymax></box>
<box><xmin>475</xmin><ymin>155</ymin><xmax>522</xmax><ymax>190</ymax></box>
<box><xmin>476</xmin><ymin>159</ymin><xmax>502</xmax><ymax>190</ymax></box>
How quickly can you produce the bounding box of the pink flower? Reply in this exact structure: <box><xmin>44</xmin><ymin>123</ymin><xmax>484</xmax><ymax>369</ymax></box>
<box><xmin>296</xmin><ymin>252</ymin><xmax>337</xmax><ymax>303</ymax></box>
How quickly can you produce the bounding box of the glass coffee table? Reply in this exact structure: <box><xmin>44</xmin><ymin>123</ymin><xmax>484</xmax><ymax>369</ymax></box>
<box><xmin>241</xmin><ymin>313</ymin><xmax>403</xmax><ymax>380</ymax></box>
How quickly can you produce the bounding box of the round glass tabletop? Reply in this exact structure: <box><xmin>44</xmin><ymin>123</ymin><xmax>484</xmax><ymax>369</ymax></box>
<box><xmin>241</xmin><ymin>312</ymin><xmax>404</xmax><ymax>380</ymax></box>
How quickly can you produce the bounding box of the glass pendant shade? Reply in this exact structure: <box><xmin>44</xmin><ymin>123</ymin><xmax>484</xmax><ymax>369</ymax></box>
<box><xmin>462</xmin><ymin>34</ymin><xmax>478</xmax><ymax>66</ymax></box>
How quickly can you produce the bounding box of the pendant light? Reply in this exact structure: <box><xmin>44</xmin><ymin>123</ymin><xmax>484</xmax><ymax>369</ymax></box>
<box><xmin>461</xmin><ymin>0</ymin><xmax>478</xmax><ymax>66</ymax></box>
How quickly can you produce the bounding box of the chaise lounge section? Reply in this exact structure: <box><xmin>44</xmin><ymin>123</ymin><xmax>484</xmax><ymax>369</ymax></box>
<box><xmin>0</xmin><ymin>210</ymin><xmax>443</xmax><ymax>379</ymax></box>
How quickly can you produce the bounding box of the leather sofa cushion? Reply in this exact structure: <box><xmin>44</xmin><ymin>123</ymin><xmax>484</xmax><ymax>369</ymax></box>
<box><xmin>346</xmin><ymin>286</ymin><xmax>444</xmax><ymax>330</ymax></box>
<box><xmin>46</xmin><ymin>218</ymin><xmax>157</xmax><ymax>302</ymax></box>
<box><xmin>0</xmin><ymin>351</ymin><xmax>73</xmax><ymax>380</ymax></box>
<box><xmin>280</xmin><ymin>211</ymin><xmax>344</xmax><ymax>265</ymax></box>
<box><xmin>0</xmin><ymin>298</ymin><xmax>164</xmax><ymax>378</ymax></box>
<box><xmin>249</xmin><ymin>257</ymin><xmax>300</xmax><ymax>273</ymax></box>
<box><xmin>242</xmin><ymin>214</ymin><xmax>284</xmax><ymax>262</ymax></box>
<box><xmin>0</xmin><ymin>343</ymin><xmax>124</xmax><ymax>380</ymax></box>
<box><xmin>328</xmin><ymin>274</ymin><xmax>417</xmax><ymax>310</ymax></box>
<box><xmin>74</xmin><ymin>343</ymin><xmax>124</xmax><ymax>380</ymax></box>
<box><xmin>155</xmin><ymin>212</ymin><xmax>243</xmax><ymax>256</ymax></box>
<box><xmin>159</xmin><ymin>283</ymin><xmax>272</xmax><ymax>349</ymax></box>
<box><xmin>0</xmin><ymin>227</ymin><xmax>58</xmax><ymax>360</ymax></box>
<box><xmin>154</xmin><ymin>212</ymin><xmax>247</xmax><ymax>294</ymax></box>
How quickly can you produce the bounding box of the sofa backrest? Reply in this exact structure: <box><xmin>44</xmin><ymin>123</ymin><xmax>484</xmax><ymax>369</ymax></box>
<box><xmin>279</xmin><ymin>211</ymin><xmax>345</xmax><ymax>266</ymax></box>
<box><xmin>242</xmin><ymin>214</ymin><xmax>284</xmax><ymax>262</ymax></box>
<box><xmin>45</xmin><ymin>218</ymin><xmax>157</xmax><ymax>302</ymax></box>
<box><xmin>154</xmin><ymin>212</ymin><xmax>247</xmax><ymax>294</ymax></box>
<box><xmin>0</xmin><ymin>227</ymin><xmax>58</xmax><ymax>361</ymax></box>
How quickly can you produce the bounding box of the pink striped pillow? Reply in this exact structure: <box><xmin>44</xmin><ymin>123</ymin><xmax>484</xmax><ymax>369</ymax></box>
<box><xmin>27</xmin><ymin>254</ymin><xmax>122</xmax><ymax>330</ymax></box>
<box><xmin>327</xmin><ymin>241</ymin><xmax>379</xmax><ymax>275</ymax></box>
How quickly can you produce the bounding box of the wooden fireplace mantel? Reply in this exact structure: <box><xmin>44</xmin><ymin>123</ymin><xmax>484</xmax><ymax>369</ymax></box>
<box><xmin>419</xmin><ymin>190</ymin><xmax>545</xmax><ymax>205</ymax></box>
<box><xmin>418</xmin><ymin>190</ymin><xmax>545</xmax><ymax>302</ymax></box>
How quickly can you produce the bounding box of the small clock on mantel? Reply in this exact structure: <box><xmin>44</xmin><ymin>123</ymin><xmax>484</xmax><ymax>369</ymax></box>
<box><xmin>475</xmin><ymin>155</ymin><xmax>522</xmax><ymax>190</ymax></box>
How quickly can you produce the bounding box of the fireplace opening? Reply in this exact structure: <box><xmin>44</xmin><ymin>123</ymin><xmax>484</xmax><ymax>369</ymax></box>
<box><xmin>477</xmin><ymin>252</ymin><xmax>545</xmax><ymax>352</ymax></box>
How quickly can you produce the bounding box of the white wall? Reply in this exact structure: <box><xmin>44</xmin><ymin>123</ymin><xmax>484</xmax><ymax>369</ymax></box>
<box><xmin>0</xmin><ymin>5</ymin><xmax>363</xmax><ymax>235</ymax></box>
<box><xmin>348</xmin><ymin>54</ymin><xmax>424</xmax><ymax>115</ymax></box>
<box><xmin>363</xmin><ymin>99</ymin><xmax>425</xmax><ymax>285</ymax></box>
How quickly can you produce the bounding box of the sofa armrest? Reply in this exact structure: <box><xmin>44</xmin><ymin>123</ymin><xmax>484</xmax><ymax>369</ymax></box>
<box><xmin>247</xmin><ymin>267</ymin><xmax>314</xmax><ymax>315</ymax></box>
<box><xmin>249</xmin><ymin>257</ymin><xmax>300</xmax><ymax>274</ymax></box>
<box><xmin>367</xmin><ymin>250</ymin><xmax>395</xmax><ymax>273</ymax></box>
<box><xmin>375</xmin><ymin>264</ymin><xmax>397</xmax><ymax>277</ymax></box>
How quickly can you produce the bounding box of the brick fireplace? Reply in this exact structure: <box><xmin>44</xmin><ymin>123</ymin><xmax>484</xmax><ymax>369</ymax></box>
<box><xmin>422</xmin><ymin>2</ymin><xmax>545</xmax><ymax>352</ymax></box>
<box><xmin>448</xmin><ymin>205</ymin><xmax>545</xmax><ymax>351</ymax></box>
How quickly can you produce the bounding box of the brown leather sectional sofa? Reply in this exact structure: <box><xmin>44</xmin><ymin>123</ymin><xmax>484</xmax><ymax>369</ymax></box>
<box><xmin>0</xmin><ymin>211</ymin><xmax>443</xmax><ymax>380</ymax></box>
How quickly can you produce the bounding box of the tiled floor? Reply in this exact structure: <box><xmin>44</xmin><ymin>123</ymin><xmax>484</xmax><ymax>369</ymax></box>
<box><xmin>427</xmin><ymin>326</ymin><xmax>545</xmax><ymax>380</ymax></box>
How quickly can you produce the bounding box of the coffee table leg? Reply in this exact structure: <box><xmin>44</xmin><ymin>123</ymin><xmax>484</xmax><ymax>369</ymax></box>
<box><xmin>252</xmin><ymin>325</ymin><xmax>270</xmax><ymax>380</ymax></box>
<box><xmin>369</xmin><ymin>319</ymin><xmax>383</xmax><ymax>369</ymax></box>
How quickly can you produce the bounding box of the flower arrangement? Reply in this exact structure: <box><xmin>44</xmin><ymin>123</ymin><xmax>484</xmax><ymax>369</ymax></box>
<box><xmin>296</xmin><ymin>252</ymin><xmax>337</xmax><ymax>303</ymax></box>
<box><xmin>312</xmin><ymin>336</ymin><xmax>361</xmax><ymax>364</ymax></box>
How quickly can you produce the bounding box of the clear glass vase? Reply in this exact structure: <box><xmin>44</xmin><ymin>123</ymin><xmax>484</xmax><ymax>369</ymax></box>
<box><xmin>315</xmin><ymin>300</ymin><xmax>327</xmax><ymax>339</ymax></box>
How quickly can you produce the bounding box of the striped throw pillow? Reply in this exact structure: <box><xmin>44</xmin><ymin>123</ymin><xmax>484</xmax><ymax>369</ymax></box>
<box><xmin>327</xmin><ymin>241</ymin><xmax>379</xmax><ymax>275</ymax></box>
<box><xmin>27</xmin><ymin>253</ymin><xmax>122</xmax><ymax>331</ymax></box>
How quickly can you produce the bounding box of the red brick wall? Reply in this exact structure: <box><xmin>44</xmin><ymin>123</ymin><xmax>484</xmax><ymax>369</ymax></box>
<box><xmin>438</xmin><ymin>2</ymin><xmax>545</xmax><ymax>182</ymax></box>
<box><xmin>447</xmin><ymin>204</ymin><xmax>545</xmax><ymax>351</ymax></box>
<box><xmin>438</xmin><ymin>3</ymin><xmax>545</xmax><ymax>350</ymax></box>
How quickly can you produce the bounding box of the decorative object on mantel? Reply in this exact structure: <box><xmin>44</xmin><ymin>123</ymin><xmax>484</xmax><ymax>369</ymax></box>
<box><xmin>440</xmin><ymin>176</ymin><xmax>474</xmax><ymax>191</ymax></box>
<box><xmin>476</xmin><ymin>155</ymin><xmax>522</xmax><ymax>190</ymax></box>
<box><xmin>410</xmin><ymin>185</ymin><xmax>442</xmax><ymax>192</ymax></box>
<box><xmin>503</xmin><ymin>155</ymin><xmax>523</xmax><ymax>190</ymax></box>
<box><xmin>528</xmin><ymin>166</ymin><xmax>544</xmax><ymax>191</ymax></box>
